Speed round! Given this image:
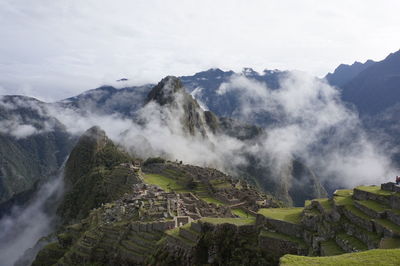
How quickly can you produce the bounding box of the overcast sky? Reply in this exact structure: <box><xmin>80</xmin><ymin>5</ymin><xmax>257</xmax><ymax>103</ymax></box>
<box><xmin>0</xmin><ymin>0</ymin><xmax>399</xmax><ymax>101</ymax></box>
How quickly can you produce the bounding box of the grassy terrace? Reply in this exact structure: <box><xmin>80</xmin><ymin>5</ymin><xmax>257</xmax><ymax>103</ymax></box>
<box><xmin>200</xmin><ymin>217</ymin><xmax>255</xmax><ymax>226</ymax></box>
<box><xmin>355</xmin><ymin>186</ymin><xmax>393</xmax><ymax>196</ymax></box>
<box><xmin>142</xmin><ymin>173</ymin><xmax>185</xmax><ymax>192</ymax></box>
<box><xmin>232</xmin><ymin>208</ymin><xmax>255</xmax><ymax>218</ymax></box>
<box><xmin>280</xmin><ymin>248</ymin><xmax>400</xmax><ymax>266</ymax></box>
<box><xmin>143</xmin><ymin>173</ymin><xmax>225</xmax><ymax>205</ymax></box>
<box><xmin>260</xmin><ymin>230</ymin><xmax>306</xmax><ymax>247</ymax></box>
<box><xmin>345</xmin><ymin>204</ymin><xmax>372</xmax><ymax>220</ymax></box>
<box><xmin>210</xmin><ymin>179</ymin><xmax>232</xmax><ymax>189</ymax></box>
<box><xmin>333</xmin><ymin>195</ymin><xmax>353</xmax><ymax>206</ymax></box>
<box><xmin>375</xmin><ymin>218</ymin><xmax>400</xmax><ymax>235</ymax></box>
<box><xmin>333</xmin><ymin>189</ymin><xmax>353</xmax><ymax>197</ymax></box>
<box><xmin>320</xmin><ymin>240</ymin><xmax>345</xmax><ymax>256</ymax></box>
<box><xmin>357</xmin><ymin>200</ymin><xmax>388</xmax><ymax>212</ymax></box>
<box><xmin>315</xmin><ymin>198</ymin><xmax>333</xmax><ymax>212</ymax></box>
<box><xmin>164</xmin><ymin>226</ymin><xmax>196</xmax><ymax>246</ymax></box>
<box><xmin>198</xmin><ymin>196</ymin><xmax>225</xmax><ymax>206</ymax></box>
<box><xmin>258</xmin><ymin>208</ymin><xmax>303</xmax><ymax>224</ymax></box>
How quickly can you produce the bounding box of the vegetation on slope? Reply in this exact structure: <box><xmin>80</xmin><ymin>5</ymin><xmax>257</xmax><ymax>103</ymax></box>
<box><xmin>258</xmin><ymin>207</ymin><xmax>303</xmax><ymax>224</ymax></box>
<box><xmin>57</xmin><ymin>126</ymin><xmax>139</xmax><ymax>224</ymax></box>
<box><xmin>280</xmin><ymin>248</ymin><xmax>400</xmax><ymax>266</ymax></box>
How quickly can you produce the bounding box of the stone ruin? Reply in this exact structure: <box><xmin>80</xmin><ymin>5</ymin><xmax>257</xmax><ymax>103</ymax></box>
<box><xmin>381</xmin><ymin>182</ymin><xmax>400</xmax><ymax>193</ymax></box>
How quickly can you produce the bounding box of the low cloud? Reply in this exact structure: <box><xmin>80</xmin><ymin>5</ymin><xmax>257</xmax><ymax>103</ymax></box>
<box><xmin>0</xmin><ymin>172</ymin><xmax>64</xmax><ymax>266</ymax></box>
<box><xmin>216</xmin><ymin>72</ymin><xmax>396</xmax><ymax>188</ymax></box>
<box><xmin>0</xmin><ymin>96</ymin><xmax>57</xmax><ymax>139</ymax></box>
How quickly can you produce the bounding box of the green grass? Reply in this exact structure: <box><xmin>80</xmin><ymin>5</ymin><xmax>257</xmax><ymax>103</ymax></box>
<box><xmin>379</xmin><ymin>238</ymin><xmax>400</xmax><ymax>249</ymax></box>
<box><xmin>304</xmin><ymin>200</ymin><xmax>312</xmax><ymax>207</ymax></box>
<box><xmin>259</xmin><ymin>230</ymin><xmax>306</xmax><ymax>247</ymax></box>
<box><xmin>142</xmin><ymin>173</ymin><xmax>185</xmax><ymax>192</ymax></box>
<box><xmin>258</xmin><ymin>208</ymin><xmax>303</xmax><ymax>224</ymax></box>
<box><xmin>200</xmin><ymin>217</ymin><xmax>255</xmax><ymax>226</ymax></box>
<box><xmin>333</xmin><ymin>195</ymin><xmax>353</xmax><ymax>206</ymax></box>
<box><xmin>345</xmin><ymin>204</ymin><xmax>372</xmax><ymax>220</ymax></box>
<box><xmin>164</xmin><ymin>226</ymin><xmax>196</xmax><ymax>246</ymax></box>
<box><xmin>357</xmin><ymin>200</ymin><xmax>388</xmax><ymax>212</ymax></box>
<box><xmin>280</xmin><ymin>248</ymin><xmax>400</xmax><ymax>265</ymax></box>
<box><xmin>199</xmin><ymin>196</ymin><xmax>225</xmax><ymax>206</ymax></box>
<box><xmin>320</xmin><ymin>240</ymin><xmax>345</xmax><ymax>256</ymax></box>
<box><xmin>210</xmin><ymin>179</ymin><xmax>232</xmax><ymax>188</ymax></box>
<box><xmin>375</xmin><ymin>218</ymin><xmax>400</xmax><ymax>235</ymax></box>
<box><xmin>315</xmin><ymin>198</ymin><xmax>333</xmax><ymax>212</ymax></box>
<box><xmin>165</xmin><ymin>227</ymin><xmax>180</xmax><ymax>236</ymax></box>
<box><xmin>355</xmin><ymin>186</ymin><xmax>392</xmax><ymax>196</ymax></box>
<box><xmin>232</xmin><ymin>208</ymin><xmax>255</xmax><ymax>218</ymax></box>
<box><xmin>333</xmin><ymin>189</ymin><xmax>353</xmax><ymax>197</ymax></box>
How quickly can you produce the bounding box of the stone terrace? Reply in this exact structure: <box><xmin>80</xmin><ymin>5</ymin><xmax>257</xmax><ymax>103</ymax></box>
<box><xmin>255</xmin><ymin>182</ymin><xmax>400</xmax><ymax>258</ymax></box>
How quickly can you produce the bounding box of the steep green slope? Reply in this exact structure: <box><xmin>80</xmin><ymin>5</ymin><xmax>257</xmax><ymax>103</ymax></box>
<box><xmin>280</xmin><ymin>248</ymin><xmax>400</xmax><ymax>266</ymax></box>
<box><xmin>0</xmin><ymin>96</ymin><xmax>74</xmax><ymax>210</ymax></box>
<box><xmin>57</xmin><ymin>126</ymin><xmax>140</xmax><ymax>224</ymax></box>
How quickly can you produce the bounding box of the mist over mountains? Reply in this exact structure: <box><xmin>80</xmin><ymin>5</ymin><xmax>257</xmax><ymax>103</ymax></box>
<box><xmin>0</xmin><ymin>49</ymin><xmax>400</xmax><ymax>265</ymax></box>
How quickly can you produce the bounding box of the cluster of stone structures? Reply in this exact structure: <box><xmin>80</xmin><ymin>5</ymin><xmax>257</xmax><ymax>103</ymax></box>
<box><xmin>33</xmin><ymin>162</ymin><xmax>281</xmax><ymax>265</ymax></box>
<box><xmin>143</xmin><ymin>162</ymin><xmax>278</xmax><ymax>211</ymax></box>
<box><xmin>381</xmin><ymin>182</ymin><xmax>400</xmax><ymax>193</ymax></box>
<box><xmin>97</xmin><ymin>182</ymin><xmax>235</xmax><ymax>226</ymax></box>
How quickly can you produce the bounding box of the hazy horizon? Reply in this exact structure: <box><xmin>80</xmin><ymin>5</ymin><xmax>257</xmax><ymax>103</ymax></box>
<box><xmin>1</xmin><ymin>0</ymin><xmax>400</xmax><ymax>101</ymax></box>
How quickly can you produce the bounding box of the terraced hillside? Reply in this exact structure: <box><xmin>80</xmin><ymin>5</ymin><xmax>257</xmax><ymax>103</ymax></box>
<box><xmin>255</xmin><ymin>182</ymin><xmax>400</xmax><ymax>265</ymax></box>
<box><xmin>32</xmin><ymin>126</ymin><xmax>400</xmax><ymax>265</ymax></box>
<box><xmin>142</xmin><ymin>160</ymin><xmax>281</xmax><ymax>212</ymax></box>
<box><xmin>32</xmin><ymin>153</ymin><xmax>283</xmax><ymax>265</ymax></box>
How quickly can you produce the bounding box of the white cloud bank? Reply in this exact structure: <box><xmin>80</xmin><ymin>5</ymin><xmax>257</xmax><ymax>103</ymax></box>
<box><xmin>1</xmin><ymin>0</ymin><xmax>400</xmax><ymax>100</ymax></box>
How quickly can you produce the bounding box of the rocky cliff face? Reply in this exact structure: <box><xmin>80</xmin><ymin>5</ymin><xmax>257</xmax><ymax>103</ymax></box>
<box><xmin>146</xmin><ymin>76</ymin><xmax>219</xmax><ymax>137</ymax></box>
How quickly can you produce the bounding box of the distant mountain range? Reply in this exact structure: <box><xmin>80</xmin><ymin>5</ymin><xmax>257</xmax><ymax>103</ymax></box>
<box><xmin>326</xmin><ymin>50</ymin><xmax>400</xmax><ymax>116</ymax></box>
<box><xmin>325</xmin><ymin>50</ymin><xmax>400</xmax><ymax>164</ymax></box>
<box><xmin>1</xmin><ymin>49</ymin><xmax>400</xmax><ymax>214</ymax></box>
<box><xmin>1</xmin><ymin>49</ymin><xmax>400</xmax><ymax>265</ymax></box>
<box><xmin>325</xmin><ymin>59</ymin><xmax>376</xmax><ymax>88</ymax></box>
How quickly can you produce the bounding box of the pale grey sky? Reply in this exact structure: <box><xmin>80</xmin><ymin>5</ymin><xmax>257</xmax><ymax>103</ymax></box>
<box><xmin>0</xmin><ymin>0</ymin><xmax>399</xmax><ymax>101</ymax></box>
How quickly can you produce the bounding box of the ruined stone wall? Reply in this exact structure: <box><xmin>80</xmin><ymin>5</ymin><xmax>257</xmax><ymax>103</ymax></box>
<box><xmin>386</xmin><ymin>210</ymin><xmax>400</xmax><ymax>226</ymax></box>
<box><xmin>354</xmin><ymin>201</ymin><xmax>384</xmax><ymax>218</ymax></box>
<box><xmin>130</xmin><ymin>220</ymin><xmax>175</xmax><ymax>232</ymax></box>
<box><xmin>256</xmin><ymin>215</ymin><xmax>303</xmax><ymax>238</ymax></box>
<box><xmin>341</xmin><ymin>207</ymin><xmax>374</xmax><ymax>232</ymax></box>
<box><xmin>258</xmin><ymin>235</ymin><xmax>308</xmax><ymax>257</ymax></box>
<box><xmin>353</xmin><ymin>189</ymin><xmax>391</xmax><ymax>205</ymax></box>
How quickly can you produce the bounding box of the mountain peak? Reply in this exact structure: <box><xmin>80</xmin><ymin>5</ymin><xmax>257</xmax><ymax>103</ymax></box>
<box><xmin>242</xmin><ymin>67</ymin><xmax>259</xmax><ymax>76</ymax></box>
<box><xmin>146</xmin><ymin>76</ymin><xmax>184</xmax><ymax>105</ymax></box>
<box><xmin>325</xmin><ymin>59</ymin><xmax>376</xmax><ymax>87</ymax></box>
<box><xmin>83</xmin><ymin>126</ymin><xmax>107</xmax><ymax>146</ymax></box>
